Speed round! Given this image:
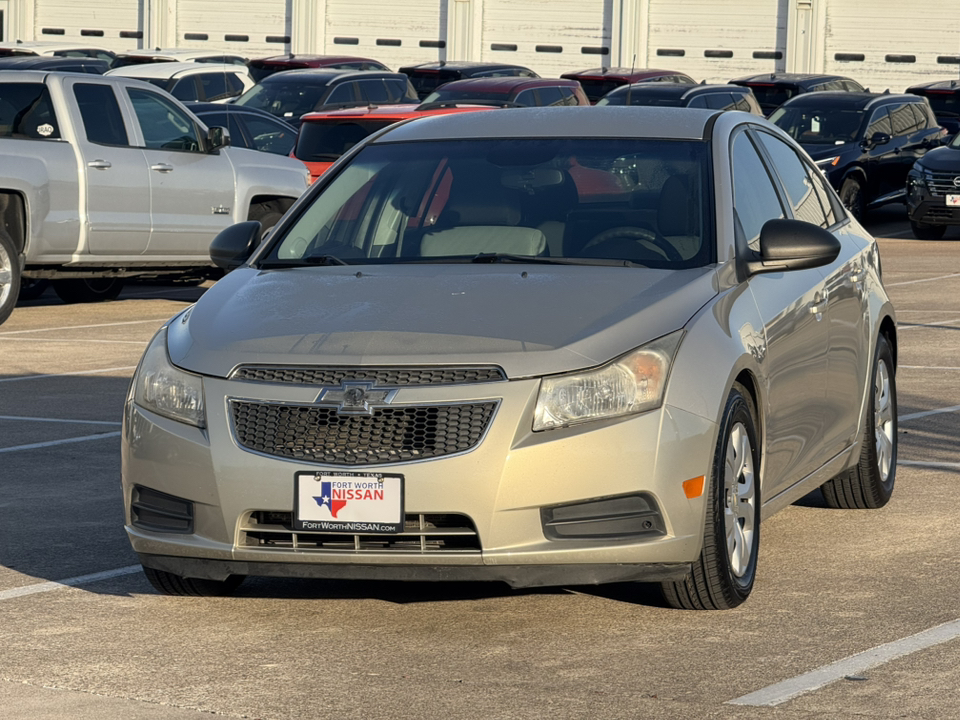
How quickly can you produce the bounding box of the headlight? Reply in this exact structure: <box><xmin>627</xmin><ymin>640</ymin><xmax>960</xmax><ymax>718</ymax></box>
<box><xmin>133</xmin><ymin>326</ymin><xmax>206</xmax><ymax>427</ymax></box>
<box><xmin>816</xmin><ymin>156</ymin><xmax>840</xmax><ymax>168</ymax></box>
<box><xmin>533</xmin><ymin>330</ymin><xmax>683</xmax><ymax>431</ymax></box>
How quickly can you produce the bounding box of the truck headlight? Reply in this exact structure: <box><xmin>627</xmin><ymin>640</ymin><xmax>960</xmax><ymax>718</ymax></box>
<box><xmin>533</xmin><ymin>330</ymin><xmax>683</xmax><ymax>431</ymax></box>
<box><xmin>133</xmin><ymin>326</ymin><xmax>205</xmax><ymax>428</ymax></box>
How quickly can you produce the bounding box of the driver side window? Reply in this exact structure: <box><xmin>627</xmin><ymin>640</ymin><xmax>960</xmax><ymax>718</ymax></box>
<box><xmin>731</xmin><ymin>131</ymin><xmax>785</xmax><ymax>251</ymax></box>
<box><xmin>127</xmin><ymin>88</ymin><xmax>203</xmax><ymax>152</ymax></box>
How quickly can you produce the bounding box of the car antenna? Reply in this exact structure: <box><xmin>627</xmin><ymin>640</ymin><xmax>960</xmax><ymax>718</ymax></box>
<box><xmin>626</xmin><ymin>54</ymin><xmax>636</xmax><ymax>106</ymax></box>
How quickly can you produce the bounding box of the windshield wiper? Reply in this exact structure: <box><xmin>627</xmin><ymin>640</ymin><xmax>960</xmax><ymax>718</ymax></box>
<box><xmin>469</xmin><ymin>253</ymin><xmax>647</xmax><ymax>267</ymax></box>
<box><xmin>302</xmin><ymin>254</ymin><xmax>350</xmax><ymax>266</ymax></box>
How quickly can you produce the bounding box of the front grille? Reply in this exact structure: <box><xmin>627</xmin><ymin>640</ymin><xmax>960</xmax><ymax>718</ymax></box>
<box><xmin>231</xmin><ymin>400</ymin><xmax>498</xmax><ymax>465</ymax></box>
<box><xmin>926</xmin><ymin>173</ymin><xmax>960</xmax><ymax>196</ymax></box>
<box><xmin>229</xmin><ymin>365</ymin><xmax>506</xmax><ymax>386</ymax></box>
<box><xmin>924</xmin><ymin>206</ymin><xmax>958</xmax><ymax>221</ymax></box>
<box><xmin>242</xmin><ymin>511</ymin><xmax>481</xmax><ymax>553</ymax></box>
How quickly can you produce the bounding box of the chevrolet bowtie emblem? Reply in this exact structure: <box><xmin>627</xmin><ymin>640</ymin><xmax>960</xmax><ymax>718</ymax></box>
<box><xmin>316</xmin><ymin>382</ymin><xmax>397</xmax><ymax>415</ymax></box>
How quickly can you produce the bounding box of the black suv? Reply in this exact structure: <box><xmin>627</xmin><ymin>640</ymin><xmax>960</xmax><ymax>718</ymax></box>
<box><xmin>729</xmin><ymin>73</ymin><xmax>864</xmax><ymax>115</ymax></box>
<box><xmin>596</xmin><ymin>83</ymin><xmax>762</xmax><ymax>114</ymax></box>
<box><xmin>906</xmin><ymin>132</ymin><xmax>960</xmax><ymax>239</ymax></box>
<box><xmin>0</xmin><ymin>55</ymin><xmax>109</xmax><ymax>74</ymax></box>
<box><xmin>770</xmin><ymin>92</ymin><xmax>944</xmax><ymax>219</ymax></box>
<box><xmin>906</xmin><ymin>79</ymin><xmax>960</xmax><ymax>140</ymax></box>
<box><xmin>234</xmin><ymin>69</ymin><xmax>418</xmax><ymax>125</ymax></box>
<box><xmin>398</xmin><ymin>61</ymin><xmax>538</xmax><ymax>100</ymax></box>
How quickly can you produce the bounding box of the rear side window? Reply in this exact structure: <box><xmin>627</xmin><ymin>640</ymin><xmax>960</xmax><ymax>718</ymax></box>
<box><xmin>294</xmin><ymin>119</ymin><xmax>394</xmax><ymax>161</ymax></box>
<box><xmin>704</xmin><ymin>93</ymin><xmax>738</xmax><ymax>111</ymax></box>
<box><xmin>324</xmin><ymin>83</ymin><xmax>356</xmax><ymax>106</ymax></box>
<box><xmin>73</xmin><ymin>83</ymin><xmax>127</xmax><ymax>145</ymax></box>
<box><xmin>536</xmin><ymin>86</ymin><xmax>564</xmax><ymax>106</ymax></box>
<box><xmin>0</xmin><ymin>82</ymin><xmax>61</xmax><ymax>139</ymax></box>
<box><xmin>198</xmin><ymin>72</ymin><xmax>234</xmax><ymax>102</ymax></box>
<box><xmin>170</xmin><ymin>77</ymin><xmax>199</xmax><ymax>101</ymax></box>
<box><xmin>888</xmin><ymin>103</ymin><xmax>920</xmax><ymax>136</ymax></box>
<box><xmin>357</xmin><ymin>79</ymin><xmax>391</xmax><ymax>103</ymax></box>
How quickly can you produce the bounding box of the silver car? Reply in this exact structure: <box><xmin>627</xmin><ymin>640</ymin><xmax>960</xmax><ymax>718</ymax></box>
<box><xmin>122</xmin><ymin>107</ymin><xmax>897</xmax><ymax>609</ymax></box>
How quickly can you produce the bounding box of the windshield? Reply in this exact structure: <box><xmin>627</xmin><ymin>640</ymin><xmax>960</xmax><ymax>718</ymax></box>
<box><xmin>919</xmin><ymin>91</ymin><xmax>960</xmax><ymax>118</ymax></box>
<box><xmin>235</xmin><ymin>81</ymin><xmax>328</xmax><ymax>120</ymax></box>
<box><xmin>577</xmin><ymin>79</ymin><xmax>626</xmax><ymax>103</ymax></box>
<box><xmin>406</xmin><ymin>71</ymin><xmax>446</xmax><ymax>99</ymax></box>
<box><xmin>597</xmin><ymin>90</ymin><xmax>681</xmax><ymax>107</ymax></box>
<box><xmin>421</xmin><ymin>89</ymin><xmax>514</xmax><ymax>105</ymax></box>
<box><xmin>263</xmin><ymin>138</ymin><xmax>712</xmax><ymax>270</ymax></box>
<box><xmin>294</xmin><ymin>119</ymin><xmax>396</xmax><ymax>161</ymax></box>
<box><xmin>126</xmin><ymin>77</ymin><xmax>173</xmax><ymax>91</ymax></box>
<box><xmin>743</xmin><ymin>84</ymin><xmax>797</xmax><ymax>113</ymax></box>
<box><xmin>769</xmin><ymin>106</ymin><xmax>865</xmax><ymax>144</ymax></box>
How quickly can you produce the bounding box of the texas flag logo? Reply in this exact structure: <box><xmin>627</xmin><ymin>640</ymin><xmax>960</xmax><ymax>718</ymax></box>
<box><xmin>314</xmin><ymin>481</ymin><xmax>347</xmax><ymax>518</ymax></box>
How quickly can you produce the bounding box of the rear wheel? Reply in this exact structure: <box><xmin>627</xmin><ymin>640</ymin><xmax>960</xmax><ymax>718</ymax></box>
<box><xmin>18</xmin><ymin>278</ymin><xmax>49</xmax><ymax>301</ymax></box>
<box><xmin>910</xmin><ymin>219</ymin><xmax>946</xmax><ymax>240</ymax></box>
<box><xmin>142</xmin><ymin>566</ymin><xmax>245</xmax><ymax>597</ymax></box>
<box><xmin>53</xmin><ymin>278</ymin><xmax>125</xmax><ymax>304</ymax></box>
<box><xmin>840</xmin><ymin>178</ymin><xmax>865</xmax><ymax>221</ymax></box>
<box><xmin>821</xmin><ymin>334</ymin><xmax>897</xmax><ymax>509</ymax></box>
<box><xmin>661</xmin><ymin>382</ymin><xmax>760</xmax><ymax>610</ymax></box>
<box><xmin>0</xmin><ymin>229</ymin><xmax>20</xmax><ymax>325</ymax></box>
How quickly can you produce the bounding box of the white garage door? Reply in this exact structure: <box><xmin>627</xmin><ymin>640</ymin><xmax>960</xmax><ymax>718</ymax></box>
<box><xmin>822</xmin><ymin>0</ymin><xmax>959</xmax><ymax>93</ymax></box>
<box><xmin>646</xmin><ymin>0</ymin><xmax>785</xmax><ymax>84</ymax></box>
<box><xmin>34</xmin><ymin>0</ymin><xmax>140</xmax><ymax>53</ymax></box>
<box><xmin>177</xmin><ymin>0</ymin><xmax>290</xmax><ymax>58</ymax></box>
<box><xmin>479</xmin><ymin>0</ymin><xmax>610</xmax><ymax>78</ymax></box>
<box><xmin>323</xmin><ymin>0</ymin><xmax>444</xmax><ymax>71</ymax></box>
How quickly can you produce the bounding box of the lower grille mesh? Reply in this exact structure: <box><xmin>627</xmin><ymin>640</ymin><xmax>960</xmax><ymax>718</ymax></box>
<box><xmin>231</xmin><ymin>401</ymin><xmax>497</xmax><ymax>465</ymax></box>
<box><xmin>243</xmin><ymin>512</ymin><xmax>481</xmax><ymax>553</ymax></box>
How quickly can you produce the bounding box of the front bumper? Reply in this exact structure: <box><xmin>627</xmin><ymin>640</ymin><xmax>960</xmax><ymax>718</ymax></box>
<box><xmin>122</xmin><ymin>375</ymin><xmax>717</xmax><ymax>587</ymax></box>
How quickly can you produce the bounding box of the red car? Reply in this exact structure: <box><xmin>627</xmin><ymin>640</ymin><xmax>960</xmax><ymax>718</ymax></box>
<box><xmin>248</xmin><ymin>54</ymin><xmax>390</xmax><ymax>82</ymax></box>
<box><xmin>560</xmin><ymin>67</ymin><xmax>696</xmax><ymax>104</ymax></box>
<box><xmin>419</xmin><ymin>77</ymin><xmax>589</xmax><ymax>108</ymax></box>
<box><xmin>293</xmin><ymin>105</ymin><xmax>494</xmax><ymax>183</ymax></box>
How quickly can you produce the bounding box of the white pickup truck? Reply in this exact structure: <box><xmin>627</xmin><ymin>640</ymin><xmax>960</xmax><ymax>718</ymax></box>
<box><xmin>0</xmin><ymin>71</ymin><xmax>308</xmax><ymax>325</ymax></box>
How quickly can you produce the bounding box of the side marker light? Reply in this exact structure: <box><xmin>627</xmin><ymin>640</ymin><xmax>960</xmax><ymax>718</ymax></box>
<box><xmin>683</xmin><ymin>476</ymin><xmax>705</xmax><ymax>499</ymax></box>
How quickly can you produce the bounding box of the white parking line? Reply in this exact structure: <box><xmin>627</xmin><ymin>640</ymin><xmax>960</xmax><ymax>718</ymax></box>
<box><xmin>0</xmin><ymin>318</ymin><xmax>169</xmax><ymax>336</ymax></box>
<box><xmin>0</xmin><ymin>431</ymin><xmax>121</xmax><ymax>454</ymax></box>
<box><xmin>899</xmin><ymin>460</ymin><xmax>960</xmax><ymax>471</ymax></box>
<box><xmin>728</xmin><ymin>618</ymin><xmax>960</xmax><ymax>706</ymax></box>
<box><xmin>0</xmin><ymin>565</ymin><xmax>141</xmax><ymax>602</ymax></box>
<box><xmin>898</xmin><ymin>404</ymin><xmax>960</xmax><ymax>423</ymax></box>
<box><xmin>0</xmin><ymin>415</ymin><xmax>121</xmax><ymax>426</ymax></box>
<box><xmin>0</xmin><ymin>337</ymin><xmax>148</xmax><ymax>344</ymax></box>
<box><xmin>886</xmin><ymin>272</ymin><xmax>960</xmax><ymax>287</ymax></box>
<box><xmin>897</xmin><ymin>318</ymin><xmax>960</xmax><ymax>331</ymax></box>
<box><xmin>900</xmin><ymin>365</ymin><xmax>960</xmax><ymax>370</ymax></box>
<box><xmin>0</xmin><ymin>366</ymin><xmax>137</xmax><ymax>383</ymax></box>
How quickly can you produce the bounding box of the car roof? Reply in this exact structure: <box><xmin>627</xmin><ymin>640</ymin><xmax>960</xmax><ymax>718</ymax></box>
<box><xmin>730</xmin><ymin>72</ymin><xmax>854</xmax><ymax>86</ymax></box>
<box><xmin>562</xmin><ymin>67</ymin><xmax>686</xmax><ymax>80</ymax></box>
<box><xmin>249</xmin><ymin>54</ymin><xmax>384</xmax><ymax>66</ymax></box>
<box><xmin>300</xmin><ymin>104</ymin><xmax>495</xmax><ymax>123</ymax></box>
<box><xmin>0</xmin><ymin>41</ymin><xmax>113</xmax><ymax>54</ymax></box>
<box><xmin>400</xmin><ymin>61</ymin><xmax>529</xmax><ymax>72</ymax></box>
<box><xmin>117</xmin><ymin>48</ymin><xmax>241</xmax><ymax>61</ymax></box>
<box><xmin>259</xmin><ymin>68</ymin><xmax>399</xmax><ymax>85</ymax></box>
<box><xmin>107</xmin><ymin>62</ymin><xmax>246</xmax><ymax>79</ymax></box>
<box><xmin>371</xmin><ymin>106</ymin><xmax>715</xmax><ymax>143</ymax></box>
<box><xmin>780</xmin><ymin>91</ymin><xmax>921</xmax><ymax>110</ymax></box>
<box><xmin>907</xmin><ymin>79</ymin><xmax>960</xmax><ymax>93</ymax></box>
<box><xmin>431</xmin><ymin>77</ymin><xmax>578</xmax><ymax>93</ymax></box>
<box><xmin>0</xmin><ymin>55</ymin><xmax>109</xmax><ymax>70</ymax></box>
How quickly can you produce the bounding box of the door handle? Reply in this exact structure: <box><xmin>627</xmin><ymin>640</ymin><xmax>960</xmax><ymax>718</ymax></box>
<box><xmin>809</xmin><ymin>291</ymin><xmax>828</xmax><ymax>319</ymax></box>
<box><xmin>892</xmin><ymin>147</ymin><xmax>902</xmax><ymax>154</ymax></box>
<box><xmin>87</xmin><ymin>160</ymin><xmax>112</xmax><ymax>170</ymax></box>
<box><xmin>150</xmin><ymin>163</ymin><xmax>174</xmax><ymax>173</ymax></box>
<box><xmin>849</xmin><ymin>271</ymin><xmax>864</xmax><ymax>284</ymax></box>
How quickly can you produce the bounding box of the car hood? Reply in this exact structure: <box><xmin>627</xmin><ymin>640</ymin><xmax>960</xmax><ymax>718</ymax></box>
<box><xmin>168</xmin><ymin>264</ymin><xmax>718</xmax><ymax>379</ymax></box>
<box><xmin>914</xmin><ymin>146</ymin><xmax>960</xmax><ymax>172</ymax></box>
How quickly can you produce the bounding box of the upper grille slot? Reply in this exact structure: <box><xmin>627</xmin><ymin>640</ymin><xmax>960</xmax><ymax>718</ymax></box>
<box><xmin>927</xmin><ymin>173</ymin><xmax>960</xmax><ymax>196</ymax></box>
<box><xmin>231</xmin><ymin>400</ymin><xmax>498</xmax><ymax>465</ymax></box>
<box><xmin>229</xmin><ymin>365</ymin><xmax>506</xmax><ymax>387</ymax></box>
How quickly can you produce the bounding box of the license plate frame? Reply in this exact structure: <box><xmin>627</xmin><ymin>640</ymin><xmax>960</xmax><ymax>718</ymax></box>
<box><xmin>294</xmin><ymin>471</ymin><xmax>404</xmax><ymax>534</ymax></box>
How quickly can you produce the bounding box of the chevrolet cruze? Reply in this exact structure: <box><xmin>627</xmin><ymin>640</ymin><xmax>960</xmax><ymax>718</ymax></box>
<box><xmin>123</xmin><ymin>108</ymin><xmax>897</xmax><ymax>610</ymax></box>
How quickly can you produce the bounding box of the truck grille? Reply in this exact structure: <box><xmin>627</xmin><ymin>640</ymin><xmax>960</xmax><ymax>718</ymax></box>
<box><xmin>230</xmin><ymin>400</ymin><xmax>498</xmax><ymax>465</ymax></box>
<box><xmin>242</xmin><ymin>511</ymin><xmax>481</xmax><ymax>553</ymax></box>
<box><xmin>229</xmin><ymin>365</ymin><xmax>506</xmax><ymax>386</ymax></box>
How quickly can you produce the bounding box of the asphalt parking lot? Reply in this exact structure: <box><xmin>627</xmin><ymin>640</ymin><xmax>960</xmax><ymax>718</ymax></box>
<box><xmin>3</xmin><ymin>206</ymin><xmax>960</xmax><ymax>719</ymax></box>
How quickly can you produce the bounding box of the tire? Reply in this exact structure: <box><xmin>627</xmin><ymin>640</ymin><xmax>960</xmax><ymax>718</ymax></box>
<box><xmin>0</xmin><ymin>228</ymin><xmax>20</xmax><ymax>326</ymax></box>
<box><xmin>661</xmin><ymin>382</ymin><xmax>761</xmax><ymax>610</ymax></box>
<box><xmin>53</xmin><ymin>277</ymin><xmax>125</xmax><ymax>304</ymax></box>
<box><xmin>821</xmin><ymin>334</ymin><xmax>897</xmax><ymax>509</ymax></box>
<box><xmin>18</xmin><ymin>278</ymin><xmax>49</xmax><ymax>301</ymax></box>
<box><xmin>142</xmin><ymin>566</ymin><xmax>245</xmax><ymax>597</ymax></box>
<box><xmin>248</xmin><ymin>201</ymin><xmax>286</xmax><ymax>241</ymax></box>
<box><xmin>910</xmin><ymin>219</ymin><xmax>946</xmax><ymax>240</ymax></box>
<box><xmin>839</xmin><ymin>177</ymin><xmax>865</xmax><ymax>222</ymax></box>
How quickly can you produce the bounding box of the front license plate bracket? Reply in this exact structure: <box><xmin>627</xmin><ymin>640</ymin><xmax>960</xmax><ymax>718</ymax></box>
<box><xmin>294</xmin><ymin>471</ymin><xmax>404</xmax><ymax>534</ymax></box>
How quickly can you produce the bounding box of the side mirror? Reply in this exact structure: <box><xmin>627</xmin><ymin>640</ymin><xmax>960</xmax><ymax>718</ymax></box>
<box><xmin>863</xmin><ymin>131</ymin><xmax>891</xmax><ymax>150</ymax></box>
<box><xmin>744</xmin><ymin>218</ymin><xmax>841</xmax><ymax>276</ymax></box>
<box><xmin>207</xmin><ymin>125</ymin><xmax>231</xmax><ymax>153</ymax></box>
<box><xmin>210</xmin><ymin>221</ymin><xmax>262</xmax><ymax>271</ymax></box>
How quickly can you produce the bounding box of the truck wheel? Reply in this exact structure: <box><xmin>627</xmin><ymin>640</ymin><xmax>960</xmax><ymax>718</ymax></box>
<box><xmin>910</xmin><ymin>219</ymin><xmax>946</xmax><ymax>240</ymax></box>
<box><xmin>143</xmin><ymin>566</ymin><xmax>245</xmax><ymax>597</ymax></box>
<box><xmin>661</xmin><ymin>382</ymin><xmax>760</xmax><ymax>610</ymax></box>
<box><xmin>53</xmin><ymin>278</ymin><xmax>125</xmax><ymax>304</ymax></box>
<box><xmin>248</xmin><ymin>201</ymin><xmax>286</xmax><ymax>240</ymax></box>
<box><xmin>0</xmin><ymin>229</ymin><xmax>20</xmax><ymax>325</ymax></box>
<box><xmin>820</xmin><ymin>334</ymin><xmax>897</xmax><ymax>509</ymax></box>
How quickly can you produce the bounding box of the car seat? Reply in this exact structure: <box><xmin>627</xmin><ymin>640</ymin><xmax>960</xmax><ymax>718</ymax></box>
<box><xmin>657</xmin><ymin>175</ymin><xmax>702</xmax><ymax>261</ymax></box>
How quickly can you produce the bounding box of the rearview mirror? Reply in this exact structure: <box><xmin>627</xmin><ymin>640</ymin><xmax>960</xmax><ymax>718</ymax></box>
<box><xmin>744</xmin><ymin>219</ymin><xmax>841</xmax><ymax>276</ymax></box>
<box><xmin>207</xmin><ymin>125</ymin><xmax>231</xmax><ymax>153</ymax></box>
<box><xmin>210</xmin><ymin>221</ymin><xmax>262</xmax><ymax>271</ymax></box>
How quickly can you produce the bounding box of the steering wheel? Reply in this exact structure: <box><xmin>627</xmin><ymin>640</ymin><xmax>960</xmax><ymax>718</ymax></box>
<box><xmin>582</xmin><ymin>225</ymin><xmax>683</xmax><ymax>263</ymax></box>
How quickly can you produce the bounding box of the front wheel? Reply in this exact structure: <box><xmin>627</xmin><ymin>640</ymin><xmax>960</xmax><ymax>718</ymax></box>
<box><xmin>0</xmin><ymin>229</ymin><xmax>20</xmax><ymax>326</ymax></box>
<box><xmin>820</xmin><ymin>334</ymin><xmax>897</xmax><ymax>509</ymax></box>
<box><xmin>53</xmin><ymin>278</ymin><xmax>125</xmax><ymax>304</ymax></box>
<box><xmin>142</xmin><ymin>566</ymin><xmax>245</xmax><ymax>597</ymax></box>
<box><xmin>661</xmin><ymin>382</ymin><xmax>761</xmax><ymax>610</ymax></box>
<box><xmin>840</xmin><ymin>177</ymin><xmax>865</xmax><ymax>222</ymax></box>
<box><xmin>910</xmin><ymin>219</ymin><xmax>946</xmax><ymax>240</ymax></box>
